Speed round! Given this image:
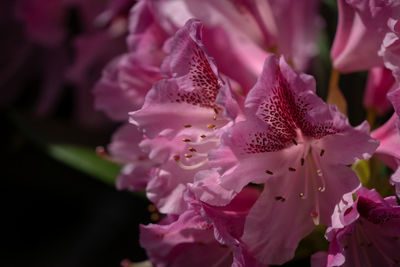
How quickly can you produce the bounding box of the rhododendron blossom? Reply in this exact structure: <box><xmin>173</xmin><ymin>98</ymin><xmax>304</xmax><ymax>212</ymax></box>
<box><xmin>312</xmin><ymin>188</ymin><xmax>400</xmax><ymax>267</ymax></box>
<box><xmin>214</xmin><ymin>55</ymin><xmax>378</xmax><ymax>264</ymax></box>
<box><xmin>372</xmin><ymin>87</ymin><xmax>400</xmax><ymax>197</ymax></box>
<box><xmin>129</xmin><ymin>19</ymin><xmax>240</xmax><ymax>214</ymax></box>
<box><xmin>84</xmin><ymin>0</ymin><xmax>400</xmax><ymax>266</ymax></box>
<box><xmin>140</xmin><ymin>187</ymin><xmax>264</xmax><ymax>267</ymax></box>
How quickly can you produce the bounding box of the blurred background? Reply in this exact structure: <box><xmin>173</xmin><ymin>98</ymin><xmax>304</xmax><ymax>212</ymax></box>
<box><xmin>1</xmin><ymin>0</ymin><xmax>386</xmax><ymax>266</ymax></box>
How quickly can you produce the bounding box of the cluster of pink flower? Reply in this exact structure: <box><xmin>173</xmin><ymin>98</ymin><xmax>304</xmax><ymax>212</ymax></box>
<box><xmin>94</xmin><ymin>0</ymin><xmax>400</xmax><ymax>266</ymax></box>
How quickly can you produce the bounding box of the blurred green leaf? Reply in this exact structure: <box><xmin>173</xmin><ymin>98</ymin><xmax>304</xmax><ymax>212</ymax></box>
<box><xmin>352</xmin><ymin>159</ymin><xmax>371</xmax><ymax>186</ymax></box>
<box><xmin>323</xmin><ymin>0</ymin><xmax>338</xmax><ymax>11</ymax></box>
<box><xmin>47</xmin><ymin>144</ymin><xmax>120</xmax><ymax>187</ymax></box>
<box><xmin>8</xmin><ymin>110</ymin><xmax>146</xmax><ymax>198</ymax></box>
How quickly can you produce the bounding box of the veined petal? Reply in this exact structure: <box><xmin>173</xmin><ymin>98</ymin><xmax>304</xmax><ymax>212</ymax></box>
<box><xmin>242</xmin><ymin>175</ymin><xmax>315</xmax><ymax>265</ymax></box>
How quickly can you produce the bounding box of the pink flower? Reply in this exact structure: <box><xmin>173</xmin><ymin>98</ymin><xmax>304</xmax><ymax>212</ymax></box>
<box><xmin>156</xmin><ymin>0</ymin><xmax>320</xmax><ymax>85</ymax></box>
<box><xmin>311</xmin><ymin>187</ymin><xmax>400</xmax><ymax>267</ymax></box>
<box><xmin>331</xmin><ymin>0</ymin><xmax>400</xmax><ymax>72</ymax></box>
<box><xmin>380</xmin><ymin>18</ymin><xmax>400</xmax><ymax>81</ymax></box>
<box><xmin>107</xmin><ymin>124</ymin><xmax>155</xmax><ymax>191</ymax></box>
<box><xmin>140</xmin><ymin>187</ymin><xmax>265</xmax><ymax>267</ymax></box>
<box><xmin>372</xmin><ymin>87</ymin><xmax>400</xmax><ymax>197</ymax></box>
<box><xmin>129</xmin><ymin>19</ymin><xmax>240</xmax><ymax>214</ymax></box>
<box><xmin>214</xmin><ymin>55</ymin><xmax>378</xmax><ymax>264</ymax></box>
<box><xmin>93</xmin><ymin>0</ymin><xmax>168</xmax><ymax>121</ymax></box>
<box><xmin>363</xmin><ymin>67</ymin><xmax>396</xmax><ymax>115</ymax></box>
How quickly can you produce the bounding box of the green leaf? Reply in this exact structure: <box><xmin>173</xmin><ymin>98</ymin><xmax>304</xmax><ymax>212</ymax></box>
<box><xmin>351</xmin><ymin>159</ymin><xmax>371</xmax><ymax>186</ymax></box>
<box><xmin>47</xmin><ymin>144</ymin><xmax>121</xmax><ymax>186</ymax></box>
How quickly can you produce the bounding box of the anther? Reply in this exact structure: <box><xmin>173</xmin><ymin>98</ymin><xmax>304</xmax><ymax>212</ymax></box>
<box><xmin>275</xmin><ymin>196</ymin><xmax>285</xmax><ymax>202</ymax></box>
<box><xmin>292</xmin><ymin>139</ymin><xmax>298</xmax><ymax>145</ymax></box>
<box><xmin>301</xmin><ymin>158</ymin><xmax>305</xmax><ymax>166</ymax></box>
<box><xmin>184</xmin><ymin>124</ymin><xmax>192</xmax><ymax>128</ymax></box>
<box><xmin>174</xmin><ymin>155</ymin><xmax>180</xmax><ymax>161</ymax></box>
<box><xmin>318</xmin><ymin>186</ymin><xmax>323</xmax><ymax>192</ymax></box>
<box><xmin>289</xmin><ymin>167</ymin><xmax>296</xmax><ymax>172</ymax></box>
<box><xmin>207</xmin><ymin>124</ymin><xmax>216</xmax><ymax>129</ymax></box>
<box><xmin>320</xmin><ymin>149</ymin><xmax>325</xmax><ymax>157</ymax></box>
<box><xmin>265</xmin><ymin>170</ymin><xmax>273</xmax><ymax>175</ymax></box>
<box><xmin>213</xmin><ymin>108</ymin><xmax>219</xmax><ymax>114</ymax></box>
<box><xmin>184</xmin><ymin>154</ymin><xmax>192</xmax><ymax>158</ymax></box>
<box><xmin>150</xmin><ymin>213</ymin><xmax>160</xmax><ymax>221</ymax></box>
<box><xmin>311</xmin><ymin>210</ymin><xmax>320</xmax><ymax>225</ymax></box>
<box><xmin>317</xmin><ymin>169</ymin><xmax>323</xmax><ymax>176</ymax></box>
<box><xmin>200</xmin><ymin>134</ymin><xmax>206</xmax><ymax>138</ymax></box>
<box><xmin>148</xmin><ymin>204</ymin><xmax>156</xmax><ymax>213</ymax></box>
<box><xmin>182</xmin><ymin>138</ymin><xmax>191</xmax><ymax>142</ymax></box>
<box><xmin>299</xmin><ymin>193</ymin><xmax>304</xmax><ymax>198</ymax></box>
<box><xmin>188</xmin><ymin>147</ymin><xmax>197</xmax><ymax>152</ymax></box>
<box><xmin>213</xmin><ymin>115</ymin><xmax>217</xmax><ymax>120</ymax></box>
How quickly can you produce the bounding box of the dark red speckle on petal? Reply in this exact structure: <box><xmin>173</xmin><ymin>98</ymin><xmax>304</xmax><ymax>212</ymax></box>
<box><xmin>245</xmin><ymin>71</ymin><xmax>338</xmax><ymax>154</ymax></box>
<box><xmin>175</xmin><ymin>46</ymin><xmax>221</xmax><ymax>109</ymax></box>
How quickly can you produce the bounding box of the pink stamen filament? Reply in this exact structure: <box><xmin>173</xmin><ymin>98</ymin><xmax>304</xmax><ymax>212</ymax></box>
<box><xmin>175</xmin><ymin>158</ymin><xmax>208</xmax><ymax>170</ymax></box>
<box><xmin>311</xmin><ymin>150</ymin><xmax>326</xmax><ymax>192</ymax></box>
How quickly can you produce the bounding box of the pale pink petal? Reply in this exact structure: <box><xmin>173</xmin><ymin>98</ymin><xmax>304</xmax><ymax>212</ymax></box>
<box><xmin>371</xmin><ymin>113</ymin><xmax>400</xmax><ymax>169</ymax></box>
<box><xmin>380</xmin><ymin>18</ymin><xmax>400</xmax><ymax>81</ymax></box>
<box><xmin>94</xmin><ymin>54</ymin><xmax>161</xmax><ymax>121</ymax></box>
<box><xmin>331</xmin><ymin>0</ymin><xmax>400</xmax><ymax>72</ymax></box>
<box><xmin>139</xmin><ymin>210</ymin><xmax>233</xmax><ymax>267</ymax></box>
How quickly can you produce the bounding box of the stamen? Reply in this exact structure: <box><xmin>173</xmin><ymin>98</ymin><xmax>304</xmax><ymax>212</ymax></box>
<box><xmin>194</xmin><ymin>152</ymin><xmax>209</xmax><ymax>157</ymax></box>
<box><xmin>184</xmin><ymin>154</ymin><xmax>192</xmax><ymax>158</ymax></box>
<box><xmin>299</xmin><ymin>193</ymin><xmax>304</xmax><ymax>198</ymax></box>
<box><xmin>265</xmin><ymin>170</ymin><xmax>273</xmax><ymax>175</ymax></box>
<box><xmin>175</xmin><ymin>158</ymin><xmax>208</xmax><ymax>170</ymax></box>
<box><xmin>200</xmin><ymin>134</ymin><xmax>206</xmax><ymax>138</ymax></box>
<box><xmin>288</xmin><ymin>167</ymin><xmax>296</xmax><ymax>172</ymax></box>
<box><xmin>184</xmin><ymin>124</ymin><xmax>192</xmax><ymax>128</ymax></box>
<box><xmin>187</xmin><ymin>138</ymin><xmax>220</xmax><ymax>146</ymax></box>
<box><xmin>312</xmin><ymin>152</ymin><xmax>326</xmax><ymax>192</ymax></box>
<box><xmin>213</xmin><ymin>115</ymin><xmax>217</xmax><ymax>120</ymax></box>
<box><xmin>320</xmin><ymin>149</ymin><xmax>325</xmax><ymax>157</ymax></box>
<box><xmin>182</xmin><ymin>138</ymin><xmax>191</xmax><ymax>142</ymax></box>
<box><xmin>207</xmin><ymin>124</ymin><xmax>216</xmax><ymax>129</ymax></box>
<box><xmin>275</xmin><ymin>196</ymin><xmax>285</xmax><ymax>202</ymax></box>
<box><xmin>292</xmin><ymin>139</ymin><xmax>298</xmax><ymax>145</ymax></box>
<box><xmin>188</xmin><ymin>147</ymin><xmax>197</xmax><ymax>152</ymax></box>
<box><xmin>96</xmin><ymin>146</ymin><xmax>127</xmax><ymax>164</ymax></box>
<box><xmin>213</xmin><ymin>108</ymin><xmax>219</xmax><ymax>114</ymax></box>
<box><xmin>301</xmin><ymin>158</ymin><xmax>305</xmax><ymax>166</ymax></box>
<box><xmin>311</xmin><ymin>210</ymin><xmax>319</xmax><ymax>225</ymax></box>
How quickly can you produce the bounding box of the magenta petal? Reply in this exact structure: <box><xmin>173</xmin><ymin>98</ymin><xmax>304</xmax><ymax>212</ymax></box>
<box><xmin>372</xmin><ymin>113</ymin><xmax>400</xmax><ymax>169</ymax></box>
<box><xmin>140</xmin><ymin>210</ymin><xmax>233</xmax><ymax>267</ymax></box>
<box><xmin>242</xmin><ymin>176</ymin><xmax>315</xmax><ymax>265</ymax></box>
<box><xmin>324</xmin><ymin>188</ymin><xmax>400</xmax><ymax>267</ymax></box>
<box><xmin>94</xmin><ymin>54</ymin><xmax>161</xmax><ymax>121</ymax></box>
<box><xmin>311</xmin><ymin>251</ymin><xmax>328</xmax><ymax>267</ymax></box>
<box><xmin>189</xmin><ymin>169</ymin><xmax>237</xmax><ymax>206</ymax></box>
<box><xmin>380</xmin><ymin>18</ymin><xmax>400</xmax><ymax>81</ymax></box>
<box><xmin>363</xmin><ymin>67</ymin><xmax>397</xmax><ymax>115</ymax></box>
<box><xmin>391</xmin><ymin>167</ymin><xmax>400</xmax><ymax>197</ymax></box>
<box><xmin>331</xmin><ymin>0</ymin><xmax>399</xmax><ymax>72</ymax></box>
